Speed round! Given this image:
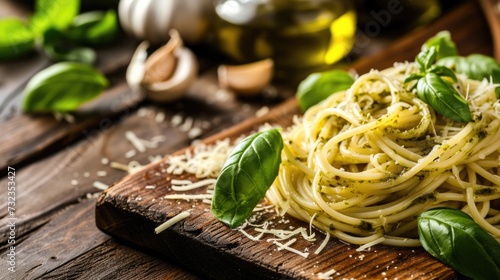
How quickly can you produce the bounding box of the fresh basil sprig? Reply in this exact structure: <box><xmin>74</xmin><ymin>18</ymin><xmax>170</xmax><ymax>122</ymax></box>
<box><xmin>0</xmin><ymin>18</ymin><xmax>36</xmax><ymax>60</ymax></box>
<box><xmin>29</xmin><ymin>0</ymin><xmax>80</xmax><ymax>37</ymax></box>
<box><xmin>211</xmin><ymin>129</ymin><xmax>284</xmax><ymax>228</ymax></box>
<box><xmin>437</xmin><ymin>54</ymin><xmax>500</xmax><ymax>97</ymax></box>
<box><xmin>42</xmin><ymin>28</ymin><xmax>96</xmax><ymax>64</ymax></box>
<box><xmin>422</xmin><ymin>31</ymin><xmax>458</xmax><ymax>60</ymax></box>
<box><xmin>0</xmin><ymin>0</ymin><xmax>118</xmax><ymax>63</ymax></box>
<box><xmin>415</xmin><ymin>72</ymin><xmax>471</xmax><ymax>122</ymax></box>
<box><xmin>22</xmin><ymin>62</ymin><xmax>108</xmax><ymax>113</ymax></box>
<box><xmin>405</xmin><ymin>46</ymin><xmax>471</xmax><ymax>122</ymax></box>
<box><xmin>417</xmin><ymin>208</ymin><xmax>500</xmax><ymax>280</ymax></box>
<box><xmin>296</xmin><ymin>70</ymin><xmax>354</xmax><ymax>112</ymax></box>
<box><xmin>66</xmin><ymin>10</ymin><xmax>118</xmax><ymax>46</ymax></box>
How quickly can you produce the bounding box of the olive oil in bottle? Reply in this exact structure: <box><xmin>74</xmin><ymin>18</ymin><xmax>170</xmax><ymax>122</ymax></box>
<box><xmin>213</xmin><ymin>0</ymin><xmax>356</xmax><ymax>80</ymax></box>
<box><xmin>355</xmin><ymin>0</ymin><xmax>441</xmax><ymax>32</ymax></box>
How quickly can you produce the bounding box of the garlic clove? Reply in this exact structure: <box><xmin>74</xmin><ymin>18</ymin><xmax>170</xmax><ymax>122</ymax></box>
<box><xmin>142</xmin><ymin>47</ymin><xmax>198</xmax><ymax>102</ymax></box>
<box><xmin>142</xmin><ymin>30</ymin><xmax>182</xmax><ymax>84</ymax></box>
<box><xmin>126</xmin><ymin>40</ymin><xmax>150</xmax><ymax>90</ymax></box>
<box><xmin>218</xmin><ymin>59</ymin><xmax>274</xmax><ymax>96</ymax></box>
<box><xmin>126</xmin><ymin>29</ymin><xmax>199</xmax><ymax>103</ymax></box>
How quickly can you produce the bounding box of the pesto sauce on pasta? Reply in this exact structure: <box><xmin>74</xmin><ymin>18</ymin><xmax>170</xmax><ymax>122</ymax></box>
<box><xmin>266</xmin><ymin>62</ymin><xmax>500</xmax><ymax>247</ymax></box>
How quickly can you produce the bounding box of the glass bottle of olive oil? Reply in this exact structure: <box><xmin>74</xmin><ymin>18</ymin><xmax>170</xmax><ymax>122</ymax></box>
<box><xmin>213</xmin><ymin>0</ymin><xmax>356</xmax><ymax>80</ymax></box>
<box><xmin>355</xmin><ymin>0</ymin><xmax>441</xmax><ymax>32</ymax></box>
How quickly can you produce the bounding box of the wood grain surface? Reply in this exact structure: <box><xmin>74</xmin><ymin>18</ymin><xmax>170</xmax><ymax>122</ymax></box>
<box><xmin>95</xmin><ymin>1</ymin><xmax>493</xmax><ymax>279</ymax></box>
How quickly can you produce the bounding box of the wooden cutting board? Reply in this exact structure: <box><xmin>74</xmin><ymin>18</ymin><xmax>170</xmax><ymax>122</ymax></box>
<box><xmin>96</xmin><ymin>1</ymin><xmax>494</xmax><ymax>279</ymax></box>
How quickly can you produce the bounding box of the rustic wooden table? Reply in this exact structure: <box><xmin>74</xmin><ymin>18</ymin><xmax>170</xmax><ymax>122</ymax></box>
<box><xmin>0</xmin><ymin>0</ymin><xmax>493</xmax><ymax>279</ymax></box>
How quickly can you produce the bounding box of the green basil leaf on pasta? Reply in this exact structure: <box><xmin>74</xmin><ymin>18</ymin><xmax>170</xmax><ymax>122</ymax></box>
<box><xmin>416</xmin><ymin>73</ymin><xmax>471</xmax><ymax>122</ymax></box>
<box><xmin>22</xmin><ymin>62</ymin><xmax>108</xmax><ymax>113</ymax></box>
<box><xmin>211</xmin><ymin>129</ymin><xmax>283</xmax><ymax>228</ymax></box>
<box><xmin>30</xmin><ymin>0</ymin><xmax>80</xmax><ymax>36</ymax></box>
<box><xmin>427</xmin><ymin>65</ymin><xmax>457</xmax><ymax>82</ymax></box>
<box><xmin>296</xmin><ymin>70</ymin><xmax>354</xmax><ymax>112</ymax></box>
<box><xmin>423</xmin><ymin>31</ymin><xmax>458</xmax><ymax>60</ymax></box>
<box><xmin>416</xmin><ymin>47</ymin><xmax>437</xmax><ymax>72</ymax></box>
<box><xmin>437</xmin><ymin>54</ymin><xmax>500</xmax><ymax>97</ymax></box>
<box><xmin>0</xmin><ymin>18</ymin><xmax>35</xmax><ymax>60</ymax></box>
<box><xmin>66</xmin><ymin>10</ymin><xmax>118</xmax><ymax>45</ymax></box>
<box><xmin>417</xmin><ymin>208</ymin><xmax>500</xmax><ymax>280</ymax></box>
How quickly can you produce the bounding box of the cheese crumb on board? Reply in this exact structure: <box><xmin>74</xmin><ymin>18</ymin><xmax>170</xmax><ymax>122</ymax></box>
<box><xmin>154</xmin><ymin>211</ymin><xmax>191</xmax><ymax>234</ymax></box>
<box><xmin>93</xmin><ymin>181</ymin><xmax>108</xmax><ymax>190</ymax></box>
<box><xmin>317</xmin><ymin>268</ymin><xmax>337</xmax><ymax>279</ymax></box>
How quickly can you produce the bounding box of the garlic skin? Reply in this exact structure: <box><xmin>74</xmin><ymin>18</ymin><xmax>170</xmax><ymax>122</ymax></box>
<box><xmin>118</xmin><ymin>0</ymin><xmax>213</xmax><ymax>44</ymax></box>
<box><xmin>126</xmin><ymin>30</ymin><xmax>198</xmax><ymax>103</ymax></box>
<box><xmin>218</xmin><ymin>59</ymin><xmax>274</xmax><ymax>96</ymax></box>
<box><xmin>143</xmin><ymin>47</ymin><xmax>198</xmax><ymax>102</ymax></box>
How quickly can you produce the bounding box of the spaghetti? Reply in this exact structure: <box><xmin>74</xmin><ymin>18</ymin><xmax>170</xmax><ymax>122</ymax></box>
<box><xmin>266</xmin><ymin>62</ymin><xmax>500</xmax><ymax>246</ymax></box>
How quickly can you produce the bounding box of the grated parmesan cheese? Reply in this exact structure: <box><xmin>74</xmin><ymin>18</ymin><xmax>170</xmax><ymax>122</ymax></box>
<box><xmin>273</xmin><ymin>239</ymin><xmax>309</xmax><ymax>258</ymax></box>
<box><xmin>317</xmin><ymin>268</ymin><xmax>337</xmax><ymax>279</ymax></box>
<box><xmin>93</xmin><ymin>181</ymin><xmax>108</xmax><ymax>190</ymax></box>
<box><xmin>110</xmin><ymin>161</ymin><xmax>129</xmax><ymax>172</ymax></box>
<box><xmin>314</xmin><ymin>232</ymin><xmax>330</xmax><ymax>255</ymax></box>
<box><xmin>155</xmin><ymin>112</ymin><xmax>165</xmax><ymax>123</ymax></box>
<box><xmin>125</xmin><ymin>149</ymin><xmax>137</xmax><ymax>158</ymax></box>
<box><xmin>125</xmin><ymin>131</ymin><xmax>146</xmax><ymax>152</ymax></box>
<box><xmin>356</xmin><ymin>237</ymin><xmax>386</xmax><ymax>252</ymax></box>
<box><xmin>155</xmin><ymin>211</ymin><xmax>191</xmax><ymax>234</ymax></box>
<box><xmin>171</xmin><ymin>178</ymin><xmax>216</xmax><ymax>191</ymax></box>
<box><xmin>163</xmin><ymin>193</ymin><xmax>213</xmax><ymax>201</ymax></box>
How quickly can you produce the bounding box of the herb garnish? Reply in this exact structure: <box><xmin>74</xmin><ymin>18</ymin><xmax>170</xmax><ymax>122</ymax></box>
<box><xmin>0</xmin><ymin>19</ymin><xmax>36</xmax><ymax>60</ymax></box>
<box><xmin>22</xmin><ymin>62</ymin><xmax>108</xmax><ymax>113</ymax></box>
<box><xmin>417</xmin><ymin>208</ymin><xmax>500</xmax><ymax>280</ymax></box>
<box><xmin>405</xmin><ymin>31</ymin><xmax>500</xmax><ymax>122</ymax></box>
<box><xmin>1</xmin><ymin>0</ymin><xmax>119</xmax><ymax>113</ymax></box>
<box><xmin>404</xmin><ymin>45</ymin><xmax>471</xmax><ymax>122</ymax></box>
<box><xmin>0</xmin><ymin>0</ymin><xmax>118</xmax><ymax>63</ymax></box>
<box><xmin>211</xmin><ymin>129</ymin><xmax>283</xmax><ymax>228</ymax></box>
<box><xmin>437</xmin><ymin>54</ymin><xmax>500</xmax><ymax>97</ymax></box>
<box><xmin>296</xmin><ymin>70</ymin><xmax>354</xmax><ymax>112</ymax></box>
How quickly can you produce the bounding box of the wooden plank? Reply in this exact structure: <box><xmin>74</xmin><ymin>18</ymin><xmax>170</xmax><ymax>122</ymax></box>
<box><xmin>36</xmin><ymin>238</ymin><xmax>202</xmax><ymax>280</ymax></box>
<box><xmin>0</xmin><ymin>68</ymin><xmax>287</xmax><ymax>221</ymax></box>
<box><xmin>0</xmin><ymin>71</ymin><xmax>287</xmax><ymax>278</ymax></box>
<box><xmin>95</xmin><ymin>1</ymin><xmax>494</xmax><ymax>279</ymax></box>
<box><xmin>0</xmin><ymin>199</ymin><xmax>109</xmax><ymax>278</ymax></box>
<box><xmin>0</xmin><ymin>198</ymin><xmax>201</xmax><ymax>279</ymax></box>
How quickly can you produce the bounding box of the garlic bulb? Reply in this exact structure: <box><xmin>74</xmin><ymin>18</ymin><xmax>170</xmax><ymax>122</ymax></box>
<box><xmin>118</xmin><ymin>0</ymin><xmax>213</xmax><ymax>44</ymax></box>
<box><xmin>126</xmin><ymin>30</ymin><xmax>198</xmax><ymax>102</ymax></box>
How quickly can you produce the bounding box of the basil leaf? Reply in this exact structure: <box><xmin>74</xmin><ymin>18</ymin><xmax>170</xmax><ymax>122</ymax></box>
<box><xmin>30</xmin><ymin>0</ymin><xmax>80</xmax><ymax>36</ymax></box>
<box><xmin>418</xmin><ymin>208</ymin><xmax>500</xmax><ymax>280</ymax></box>
<box><xmin>423</xmin><ymin>31</ymin><xmax>458</xmax><ymax>60</ymax></box>
<box><xmin>416</xmin><ymin>73</ymin><xmax>471</xmax><ymax>122</ymax></box>
<box><xmin>427</xmin><ymin>65</ymin><xmax>457</xmax><ymax>82</ymax></box>
<box><xmin>66</xmin><ymin>10</ymin><xmax>118</xmax><ymax>45</ymax></box>
<box><xmin>211</xmin><ymin>129</ymin><xmax>283</xmax><ymax>228</ymax></box>
<box><xmin>416</xmin><ymin>47</ymin><xmax>437</xmax><ymax>72</ymax></box>
<box><xmin>403</xmin><ymin>73</ymin><xmax>424</xmax><ymax>84</ymax></box>
<box><xmin>42</xmin><ymin>28</ymin><xmax>96</xmax><ymax>64</ymax></box>
<box><xmin>437</xmin><ymin>54</ymin><xmax>500</xmax><ymax>97</ymax></box>
<box><xmin>296</xmin><ymin>70</ymin><xmax>354</xmax><ymax>112</ymax></box>
<box><xmin>0</xmin><ymin>18</ymin><xmax>35</xmax><ymax>60</ymax></box>
<box><xmin>22</xmin><ymin>62</ymin><xmax>108</xmax><ymax>112</ymax></box>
